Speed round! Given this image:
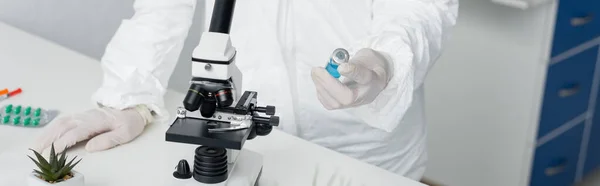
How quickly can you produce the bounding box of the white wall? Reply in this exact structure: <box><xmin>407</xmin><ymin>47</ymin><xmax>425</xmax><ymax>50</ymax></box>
<box><xmin>422</xmin><ymin>1</ymin><xmax>556</xmax><ymax>185</ymax></box>
<box><xmin>0</xmin><ymin>0</ymin><xmax>206</xmax><ymax>93</ymax></box>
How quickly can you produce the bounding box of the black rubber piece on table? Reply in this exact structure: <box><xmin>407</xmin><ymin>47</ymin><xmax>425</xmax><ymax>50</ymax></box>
<box><xmin>173</xmin><ymin>159</ymin><xmax>192</xmax><ymax>179</ymax></box>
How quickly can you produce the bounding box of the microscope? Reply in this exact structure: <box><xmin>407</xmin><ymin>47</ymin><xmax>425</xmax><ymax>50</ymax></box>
<box><xmin>165</xmin><ymin>0</ymin><xmax>280</xmax><ymax>185</ymax></box>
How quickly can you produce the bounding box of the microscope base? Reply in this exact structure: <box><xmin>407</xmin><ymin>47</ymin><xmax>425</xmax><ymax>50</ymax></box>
<box><xmin>170</xmin><ymin>149</ymin><xmax>263</xmax><ymax>186</ymax></box>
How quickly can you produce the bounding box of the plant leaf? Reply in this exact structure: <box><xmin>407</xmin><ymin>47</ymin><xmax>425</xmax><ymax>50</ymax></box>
<box><xmin>67</xmin><ymin>158</ymin><xmax>82</xmax><ymax>170</ymax></box>
<box><xmin>58</xmin><ymin>150</ymin><xmax>67</xmax><ymax>167</ymax></box>
<box><xmin>49</xmin><ymin>143</ymin><xmax>55</xmax><ymax>162</ymax></box>
<box><xmin>28</xmin><ymin>155</ymin><xmax>50</xmax><ymax>172</ymax></box>
<box><xmin>65</xmin><ymin>158</ymin><xmax>81</xmax><ymax>175</ymax></box>
<box><xmin>55</xmin><ymin>163</ymin><xmax>70</xmax><ymax>179</ymax></box>
<box><xmin>39</xmin><ymin>166</ymin><xmax>56</xmax><ymax>181</ymax></box>
<box><xmin>29</xmin><ymin>145</ymin><xmax>82</xmax><ymax>182</ymax></box>
<box><xmin>49</xmin><ymin>143</ymin><xmax>58</xmax><ymax>172</ymax></box>
<box><xmin>34</xmin><ymin>170</ymin><xmax>54</xmax><ymax>182</ymax></box>
<box><xmin>62</xmin><ymin>156</ymin><xmax>78</xmax><ymax>171</ymax></box>
<box><xmin>41</xmin><ymin>169</ymin><xmax>54</xmax><ymax>179</ymax></box>
<box><xmin>33</xmin><ymin>170</ymin><xmax>47</xmax><ymax>178</ymax></box>
<box><xmin>29</xmin><ymin>149</ymin><xmax>51</xmax><ymax>170</ymax></box>
<box><xmin>32</xmin><ymin>162</ymin><xmax>53</xmax><ymax>178</ymax></box>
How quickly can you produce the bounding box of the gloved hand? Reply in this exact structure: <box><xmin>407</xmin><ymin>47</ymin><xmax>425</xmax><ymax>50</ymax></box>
<box><xmin>33</xmin><ymin>105</ymin><xmax>153</xmax><ymax>153</ymax></box>
<box><xmin>311</xmin><ymin>48</ymin><xmax>393</xmax><ymax>110</ymax></box>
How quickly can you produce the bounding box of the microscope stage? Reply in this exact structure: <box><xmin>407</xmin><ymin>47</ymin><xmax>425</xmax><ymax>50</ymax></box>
<box><xmin>166</xmin><ymin>117</ymin><xmax>252</xmax><ymax>150</ymax></box>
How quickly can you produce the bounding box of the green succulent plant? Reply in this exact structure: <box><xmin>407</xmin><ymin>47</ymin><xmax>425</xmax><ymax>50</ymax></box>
<box><xmin>28</xmin><ymin>143</ymin><xmax>82</xmax><ymax>183</ymax></box>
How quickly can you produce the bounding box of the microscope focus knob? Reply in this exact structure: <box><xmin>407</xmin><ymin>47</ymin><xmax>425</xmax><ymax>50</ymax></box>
<box><xmin>252</xmin><ymin>116</ymin><xmax>279</xmax><ymax>127</ymax></box>
<box><xmin>255</xmin><ymin>106</ymin><xmax>276</xmax><ymax>116</ymax></box>
<box><xmin>270</xmin><ymin>116</ymin><xmax>280</xmax><ymax>126</ymax></box>
<box><xmin>255</xmin><ymin>124</ymin><xmax>273</xmax><ymax>136</ymax></box>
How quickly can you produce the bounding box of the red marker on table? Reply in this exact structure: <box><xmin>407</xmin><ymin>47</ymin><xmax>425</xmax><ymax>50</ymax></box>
<box><xmin>0</xmin><ymin>88</ymin><xmax>22</xmax><ymax>102</ymax></box>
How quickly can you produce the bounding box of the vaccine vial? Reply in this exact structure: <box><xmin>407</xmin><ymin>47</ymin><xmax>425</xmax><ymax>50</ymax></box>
<box><xmin>325</xmin><ymin>48</ymin><xmax>350</xmax><ymax>78</ymax></box>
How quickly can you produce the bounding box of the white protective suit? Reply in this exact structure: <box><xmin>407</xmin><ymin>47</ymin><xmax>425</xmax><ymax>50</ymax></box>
<box><xmin>90</xmin><ymin>0</ymin><xmax>457</xmax><ymax>180</ymax></box>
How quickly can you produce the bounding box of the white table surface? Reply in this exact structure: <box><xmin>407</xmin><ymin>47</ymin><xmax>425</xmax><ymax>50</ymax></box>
<box><xmin>0</xmin><ymin>21</ymin><xmax>425</xmax><ymax>186</ymax></box>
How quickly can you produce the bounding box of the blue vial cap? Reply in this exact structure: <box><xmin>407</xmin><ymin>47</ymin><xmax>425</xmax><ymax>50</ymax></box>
<box><xmin>326</xmin><ymin>61</ymin><xmax>341</xmax><ymax>78</ymax></box>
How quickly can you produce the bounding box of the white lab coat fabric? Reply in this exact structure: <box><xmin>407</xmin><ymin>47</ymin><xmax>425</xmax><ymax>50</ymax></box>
<box><xmin>92</xmin><ymin>0</ymin><xmax>458</xmax><ymax>180</ymax></box>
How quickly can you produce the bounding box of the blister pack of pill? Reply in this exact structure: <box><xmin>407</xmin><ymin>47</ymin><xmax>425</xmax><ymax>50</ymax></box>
<box><xmin>0</xmin><ymin>104</ymin><xmax>59</xmax><ymax>127</ymax></box>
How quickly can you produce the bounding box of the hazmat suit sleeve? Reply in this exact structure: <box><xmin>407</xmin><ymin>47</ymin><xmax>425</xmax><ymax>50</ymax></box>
<box><xmin>91</xmin><ymin>0</ymin><xmax>196</xmax><ymax>119</ymax></box>
<box><xmin>347</xmin><ymin>0</ymin><xmax>459</xmax><ymax>132</ymax></box>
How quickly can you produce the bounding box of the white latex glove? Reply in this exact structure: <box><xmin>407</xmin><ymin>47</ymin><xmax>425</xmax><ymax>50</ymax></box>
<box><xmin>33</xmin><ymin>105</ymin><xmax>154</xmax><ymax>153</ymax></box>
<box><xmin>311</xmin><ymin>48</ymin><xmax>393</xmax><ymax>110</ymax></box>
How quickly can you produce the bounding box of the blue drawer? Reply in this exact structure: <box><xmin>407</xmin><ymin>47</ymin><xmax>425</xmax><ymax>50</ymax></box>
<box><xmin>530</xmin><ymin>123</ymin><xmax>584</xmax><ymax>186</ymax></box>
<box><xmin>538</xmin><ymin>46</ymin><xmax>598</xmax><ymax>138</ymax></box>
<box><xmin>584</xmin><ymin>108</ymin><xmax>600</xmax><ymax>175</ymax></box>
<box><xmin>551</xmin><ymin>0</ymin><xmax>600</xmax><ymax>57</ymax></box>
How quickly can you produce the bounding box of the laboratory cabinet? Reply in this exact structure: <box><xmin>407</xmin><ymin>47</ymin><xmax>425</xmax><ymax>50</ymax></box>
<box><xmin>423</xmin><ymin>1</ymin><xmax>600</xmax><ymax>186</ymax></box>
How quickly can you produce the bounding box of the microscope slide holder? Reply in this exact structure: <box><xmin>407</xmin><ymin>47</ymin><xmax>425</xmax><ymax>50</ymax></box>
<box><xmin>165</xmin><ymin>117</ymin><xmax>251</xmax><ymax>150</ymax></box>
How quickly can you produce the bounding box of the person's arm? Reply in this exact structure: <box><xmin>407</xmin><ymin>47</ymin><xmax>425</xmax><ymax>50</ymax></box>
<box><xmin>92</xmin><ymin>0</ymin><xmax>197</xmax><ymax>120</ymax></box>
<box><xmin>347</xmin><ymin>0</ymin><xmax>459</xmax><ymax>132</ymax></box>
<box><xmin>33</xmin><ymin>0</ymin><xmax>199</xmax><ymax>153</ymax></box>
